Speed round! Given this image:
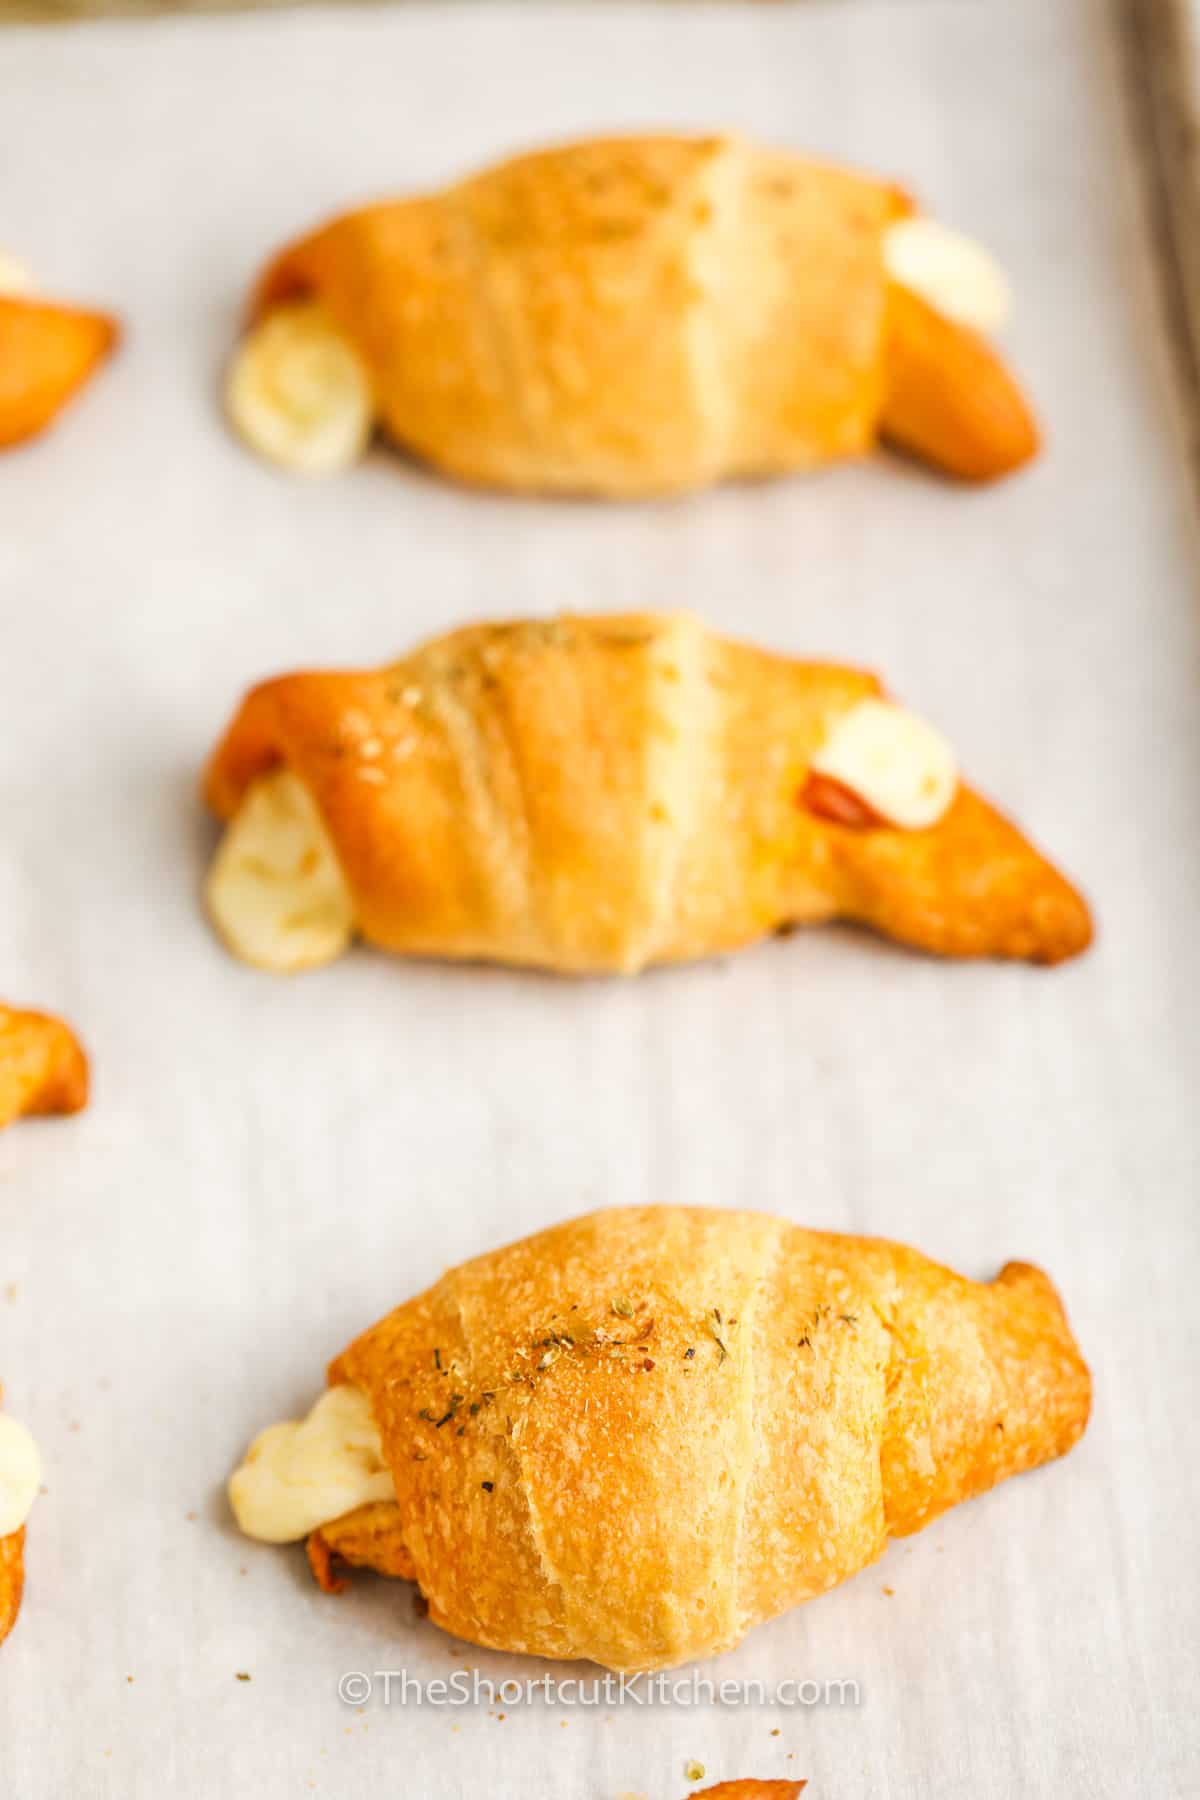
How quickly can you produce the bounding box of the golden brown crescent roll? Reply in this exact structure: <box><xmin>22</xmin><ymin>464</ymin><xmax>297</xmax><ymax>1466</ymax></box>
<box><xmin>0</xmin><ymin>1388</ymin><xmax>41</xmax><ymax>1647</ymax></box>
<box><xmin>203</xmin><ymin>612</ymin><xmax>1092</xmax><ymax>975</ymax></box>
<box><xmin>0</xmin><ymin>293</ymin><xmax>118</xmax><ymax>450</ymax></box>
<box><xmin>234</xmin><ymin>132</ymin><xmax>1037</xmax><ymax>493</ymax></box>
<box><xmin>691</xmin><ymin>1786</ymin><xmax>806</xmax><ymax>1800</ymax></box>
<box><xmin>0</xmin><ymin>1004</ymin><xmax>89</xmax><ymax>1130</ymax></box>
<box><xmin>0</xmin><ymin>1526</ymin><xmax>24</xmax><ymax>1647</ymax></box>
<box><xmin>229</xmin><ymin>1207</ymin><xmax>1091</xmax><ymax>1672</ymax></box>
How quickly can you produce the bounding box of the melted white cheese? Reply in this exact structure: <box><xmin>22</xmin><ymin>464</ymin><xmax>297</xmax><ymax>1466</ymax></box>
<box><xmin>229</xmin><ymin>1386</ymin><xmax>394</xmax><ymax>1544</ymax></box>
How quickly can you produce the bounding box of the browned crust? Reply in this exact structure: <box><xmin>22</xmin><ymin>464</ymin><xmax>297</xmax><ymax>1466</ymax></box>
<box><xmin>831</xmin><ymin>785</ymin><xmax>1093</xmax><ymax>965</ymax></box>
<box><xmin>0</xmin><ymin>1004</ymin><xmax>89</xmax><ymax>1130</ymax></box>
<box><xmin>690</xmin><ymin>1785</ymin><xmax>807</xmax><ymax>1800</ymax></box>
<box><xmin>289</xmin><ymin>1207</ymin><xmax>1090</xmax><ymax>1671</ymax></box>
<box><xmin>882</xmin><ymin>283</ymin><xmax>1040</xmax><ymax>481</ymax></box>
<box><xmin>0</xmin><ymin>1526</ymin><xmax>25</xmax><ymax>1646</ymax></box>
<box><xmin>305</xmin><ymin>1526</ymin><xmax>346</xmax><ymax>1594</ymax></box>
<box><xmin>204</xmin><ymin>613</ymin><xmax>1091</xmax><ymax>973</ymax></box>
<box><xmin>242</xmin><ymin>132</ymin><xmax>1034</xmax><ymax>494</ymax></box>
<box><xmin>0</xmin><ymin>296</ymin><xmax>119</xmax><ymax>450</ymax></box>
<box><xmin>306</xmin><ymin>1501</ymin><xmax>417</xmax><ymax>1594</ymax></box>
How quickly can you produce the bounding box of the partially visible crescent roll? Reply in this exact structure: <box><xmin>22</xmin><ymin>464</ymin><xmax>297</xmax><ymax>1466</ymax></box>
<box><xmin>0</xmin><ymin>294</ymin><xmax>118</xmax><ymax>450</ymax></box>
<box><xmin>204</xmin><ymin>611</ymin><xmax>1092</xmax><ymax>975</ymax></box>
<box><xmin>0</xmin><ymin>1391</ymin><xmax>40</xmax><ymax>1647</ymax></box>
<box><xmin>0</xmin><ymin>1525</ymin><xmax>24</xmax><ymax>1647</ymax></box>
<box><xmin>237</xmin><ymin>132</ymin><xmax>1037</xmax><ymax>493</ymax></box>
<box><xmin>0</xmin><ymin>1005</ymin><xmax>89</xmax><ymax>1130</ymax></box>
<box><xmin>690</xmin><ymin>1787</ymin><xmax>806</xmax><ymax>1800</ymax></box>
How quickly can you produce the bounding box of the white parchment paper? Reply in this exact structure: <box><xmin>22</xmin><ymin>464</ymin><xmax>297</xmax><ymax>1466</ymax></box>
<box><xmin>1</xmin><ymin>2</ymin><xmax>1198</xmax><ymax>1794</ymax></box>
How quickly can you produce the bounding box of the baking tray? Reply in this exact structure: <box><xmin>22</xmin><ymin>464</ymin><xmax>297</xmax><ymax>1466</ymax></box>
<box><xmin>1</xmin><ymin>3</ymin><xmax>1198</xmax><ymax>1795</ymax></box>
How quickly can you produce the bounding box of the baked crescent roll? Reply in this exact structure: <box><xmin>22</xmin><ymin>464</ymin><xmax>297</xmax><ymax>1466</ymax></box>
<box><xmin>0</xmin><ymin>1004</ymin><xmax>89</xmax><ymax>1130</ymax></box>
<box><xmin>229</xmin><ymin>1207</ymin><xmax>1091</xmax><ymax>1672</ymax></box>
<box><xmin>0</xmin><ymin>1393</ymin><xmax>41</xmax><ymax>1647</ymax></box>
<box><xmin>0</xmin><ymin>254</ymin><xmax>118</xmax><ymax>450</ymax></box>
<box><xmin>227</xmin><ymin>133</ymin><xmax>1037</xmax><ymax>493</ymax></box>
<box><xmin>203</xmin><ymin>612</ymin><xmax>1092</xmax><ymax>976</ymax></box>
<box><xmin>692</xmin><ymin>1787</ymin><xmax>806</xmax><ymax>1800</ymax></box>
<box><xmin>0</xmin><ymin>1527</ymin><xmax>24</xmax><ymax>1647</ymax></box>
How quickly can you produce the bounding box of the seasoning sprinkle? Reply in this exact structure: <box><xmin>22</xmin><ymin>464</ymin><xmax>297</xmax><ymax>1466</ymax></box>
<box><xmin>707</xmin><ymin>1309</ymin><xmax>730</xmax><ymax>1363</ymax></box>
<box><xmin>684</xmin><ymin>1346</ymin><xmax>695</xmax><ymax>1361</ymax></box>
<box><xmin>481</xmin><ymin>1481</ymin><xmax>494</xmax><ymax>1493</ymax></box>
<box><xmin>611</xmin><ymin>1296</ymin><xmax>634</xmax><ymax>1319</ymax></box>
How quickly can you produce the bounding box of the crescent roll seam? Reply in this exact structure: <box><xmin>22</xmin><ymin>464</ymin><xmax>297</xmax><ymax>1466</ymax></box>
<box><xmin>728</xmin><ymin>1219</ymin><xmax>788</xmax><ymax>1651</ymax></box>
